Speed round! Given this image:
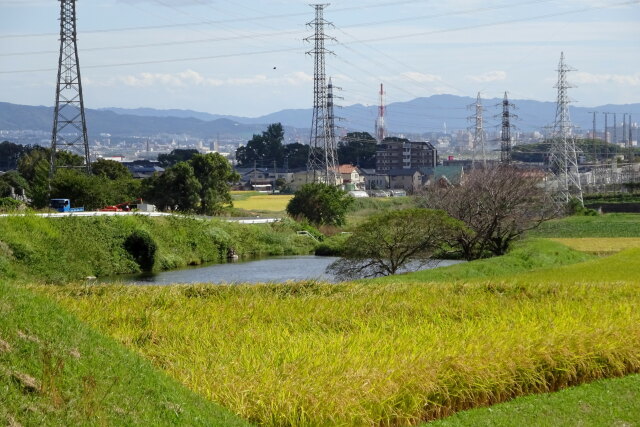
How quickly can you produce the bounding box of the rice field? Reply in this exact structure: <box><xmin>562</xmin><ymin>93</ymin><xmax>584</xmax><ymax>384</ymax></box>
<box><xmin>39</xmin><ymin>248</ymin><xmax>640</xmax><ymax>426</ymax></box>
<box><xmin>232</xmin><ymin>193</ymin><xmax>293</xmax><ymax>212</ymax></box>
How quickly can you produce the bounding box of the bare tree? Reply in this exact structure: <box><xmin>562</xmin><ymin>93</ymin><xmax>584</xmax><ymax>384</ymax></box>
<box><xmin>420</xmin><ymin>165</ymin><xmax>557</xmax><ymax>260</ymax></box>
<box><xmin>327</xmin><ymin>208</ymin><xmax>465</xmax><ymax>280</ymax></box>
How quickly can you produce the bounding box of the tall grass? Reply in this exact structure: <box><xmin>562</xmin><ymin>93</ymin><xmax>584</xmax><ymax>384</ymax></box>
<box><xmin>0</xmin><ymin>215</ymin><xmax>316</xmax><ymax>283</ymax></box>
<box><xmin>41</xmin><ymin>248</ymin><xmax>640</xmax><ymax>425</ymax></box>
<box><xmin>0</xmin><ymin>280</ymin><xmax>248</xmax><ymax>426</ymax></box>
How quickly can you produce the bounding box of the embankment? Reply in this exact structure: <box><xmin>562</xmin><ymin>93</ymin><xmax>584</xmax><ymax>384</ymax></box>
<box><xmin>0</xmin><ymin>215</ymin><xmax>316</xmax><ymax>283</ymax></box>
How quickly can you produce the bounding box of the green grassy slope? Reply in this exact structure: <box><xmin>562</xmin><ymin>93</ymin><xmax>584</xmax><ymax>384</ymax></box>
<box><xmin>528</xmin><ymin>213</ymin><xmax>640</xmax><ymax>238</ymax></box>
<box><xmin>368</xmin><ymin>239</ymin><xmax>595</xmax><ymax>285</ymax></box>
<box><xmin>0</xmin><ymin>280</ymin><xmax>249</xmax><ymax>426</ymax></box>
<box><xmin>0</xmin><ymin>214</ymin><xmax>315</xmax><ymax>283</ymax></box>
<box><xmin>429</xmin><ymin>373</ymin><xmax>640</xmax><ymax>426</ymax></box>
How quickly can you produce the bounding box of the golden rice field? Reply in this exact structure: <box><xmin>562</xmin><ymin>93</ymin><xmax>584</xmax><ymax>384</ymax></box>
<box><xmin>40</xmin><ymin>248</ymin><xmax>640</xmax><ymax>426</ymax></box>
<box><xmin>232</xmin><ymin>193</ymin><xmax>293</xmax><ymax>212</ymax></box>
<box><xmin>548</xmin><ymin>237</ymin><xmax>640</xmax><ymax>254</ymax></box>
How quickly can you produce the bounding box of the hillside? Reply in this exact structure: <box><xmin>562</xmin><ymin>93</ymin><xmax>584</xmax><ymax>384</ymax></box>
<box><xmin>3</xmin><ymin>95</ymin><xmax>639</xmax><ymax>141</ymax></box>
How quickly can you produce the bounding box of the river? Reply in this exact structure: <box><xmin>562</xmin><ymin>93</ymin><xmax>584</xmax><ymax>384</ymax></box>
<box><xmin>100</xmin><ymin>256</ymin><xmax>465</xmax><ymax>285</ymax></box>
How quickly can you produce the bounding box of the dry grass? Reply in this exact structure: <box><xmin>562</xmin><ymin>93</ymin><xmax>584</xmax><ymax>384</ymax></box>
<box><xmin>548</xmin><ymin>237</ymin><xmax>640</xmax><ymax>254</ymax></box>
<box><xmin>39</xmin><ymin>248</ymin><xmax>640</xmax><ymax>426</ymax></box>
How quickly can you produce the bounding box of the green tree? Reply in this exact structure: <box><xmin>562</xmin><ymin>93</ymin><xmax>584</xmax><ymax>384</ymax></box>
<box><xmin>235</xmin><ymin>123</ymin><xmax>285</xmax><ymax>167</ymax></box>
<box><xmin>143</xmin><ymin>162</ymin><xmax>202</xmax><ymax>212</ymax></box>
<box><xmin>158</xmin><ymin>149</ymin><xmax>200</xmax><ymax>168</ymax></box>
<box><xmin>0</xmin><ymin>171</ymin><xmax>30</xmax><ymax>198</ymax></box>
<box><xmin>190</xmin><ymin>153</ymin><xmax>240</xmax><ymax>215</ymax></box>
<box><xmin>92</xmin><ymin>158</ymin><xmax>133</xmax><ymax>180</ymax></box>
<box><xmin>17</xmin><ymin>149</ymin><xmax>51</xmax><ymax>209</ymax></box>
<box><xmin>50</xmin><ymin>169</ymin><xmax>141</xmax><ymax>211</ymax></box>
<box><xmin>337</xmin><ymin>132</ymin><xmax>377</xmax><ymax>169</ymax></box>
<box><xmin>286</xmin><ymin>183</ymin><xmax>354</xmax><ymax>226</ymax></box>
<box><xmin>0</xmin><ymin>141</ymin><xmax>32</xmax><ymax>171</ymax></box>
<box><xmin>283</xmin><ymin>142</ymin><xmax>310</xmax><ymax>170</ymax></box>
<box><xmin>327</xmin><ymin>208</ymin><xmax>465</xmax><ymax>279</ymax></box>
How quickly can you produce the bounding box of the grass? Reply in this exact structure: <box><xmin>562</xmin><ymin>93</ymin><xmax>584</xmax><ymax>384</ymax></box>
<box><xmin>548</xmin><ymin>237</ymin><xmax>640</xmax><ymax>254</ymax></box>
<box><xmin>39</xmin><ymin>245</ymin><xmax>640</xmax><ymax>425</ymax></box>
<box><xmin>347</xmin><ymin>196</ymin><xmax>417</xmax><ymax>226</ymax></box>
<box><xmin>429</xmin><ymin>373</ymin><xmax>640</xmax><ymax>426</ymax></box>
<box><xmin>368</xmin><ymin>239</ymin><xmax>595</xmax><ymax>285</ymax></box>
<box><xmin>527</xmin><ymin>213</ymin><xmax>640</xmax><ymax>238</ymax></box>
<box><xmin>0</xmin><ymin>214</ymin><xmax>316</xmax><ymax>283</ymax></box>
<box><xmin>0</xmin><ymin>280</ymin><xmax>248</xmax><ymax>426</ymax></box>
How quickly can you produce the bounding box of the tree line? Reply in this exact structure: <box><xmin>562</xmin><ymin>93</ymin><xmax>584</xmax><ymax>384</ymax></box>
<box><xmin>0</xmin><ymin>141</ymin><xmax>237</xmax><ymax>215</ymax></box>
<box><xmin>234</xmin><ymin>124</ymin><xmax>378</xmax><ymax>170</ymax></box>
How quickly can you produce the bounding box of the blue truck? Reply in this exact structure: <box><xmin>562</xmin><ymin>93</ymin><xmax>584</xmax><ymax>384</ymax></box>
<box><xmin>50</xmin><ymin>199</ymin><xmax>85</xmax><ymax>213</ymax></box>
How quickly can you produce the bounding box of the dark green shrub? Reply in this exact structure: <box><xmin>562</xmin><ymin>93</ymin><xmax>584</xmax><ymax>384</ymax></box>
<box><xmin>0</xmin><ymin>197</ymin><xmax>23</xmax><ymax>212</ymax></box>
<box><xmin>124</xmin><ymin>230</ymin><xmax>158</xmax><ymax>272</ymax></box>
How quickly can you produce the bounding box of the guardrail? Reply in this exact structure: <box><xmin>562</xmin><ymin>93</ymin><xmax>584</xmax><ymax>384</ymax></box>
<box><xmin>0</xmin><ymin>211</ymin><xmax>280</xmax><ymax>224</ymax></box>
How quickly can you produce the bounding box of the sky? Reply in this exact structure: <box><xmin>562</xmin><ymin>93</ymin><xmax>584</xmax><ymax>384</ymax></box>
<box><xmin>1</xmin><ymin>0</ymin><xmax>639</xmax><ymax>129</ymax></box>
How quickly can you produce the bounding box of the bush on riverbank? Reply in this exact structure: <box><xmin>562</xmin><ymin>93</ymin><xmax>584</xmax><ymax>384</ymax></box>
<box><xmin>0</xmin><ymin>215</ymin><xmax>316</xmax><ymax>283</ymax></box>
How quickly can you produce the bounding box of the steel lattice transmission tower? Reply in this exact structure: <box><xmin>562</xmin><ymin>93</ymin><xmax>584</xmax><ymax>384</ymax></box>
<box><xmin>51</xmin><ymin>0</ymin><xmax>91</xmax><ymax>176</ymax></box>
<box><xmin>305</xmin><ymin>4</ymin><xmax>339</xmax><ymax>185</ymax></box>
<box><xmin>468</xmin><ymin>92</ymin><xmax>486</xmax><ymax>167</ymax></box>
<box><xmin>500</xmin><ymin>92</ymin><xmax>516</xmax><ymax>164</ymax></box>
<box><xmin>548</xmin><ymin>52</ymin><xmax>583</xmax><ymax>205</ymax></box>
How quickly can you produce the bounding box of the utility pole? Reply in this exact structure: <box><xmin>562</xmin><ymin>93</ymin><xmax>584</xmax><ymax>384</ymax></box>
<box><xmin>51</xmin><ymin>0</ymin><xmax>90</xmax><ymax>176</ymax></box>
<box><xmin>305</xmin><ymin>4</ymin><xmax>339</xmax><ymax>185</ymax></box>
<box><xmin>500</xmin><ymin>92</ymin><xmax>516</xmax><ymax>164</ymax></box>
<box><xmin>548</xmin><ymin>52</ymin><xmax>583</xmax><ymax>205</ymax></box>
<box><xmin>468</xmin><ymin>92</ymin><xmax>485</xmax><ymax>168</ymax></box>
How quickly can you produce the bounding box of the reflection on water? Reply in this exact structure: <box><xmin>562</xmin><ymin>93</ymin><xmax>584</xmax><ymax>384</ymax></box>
<box><xmin>101</xmin><ymin>256</ymin><xmax>464</xmax><ymax>285</ymax></box>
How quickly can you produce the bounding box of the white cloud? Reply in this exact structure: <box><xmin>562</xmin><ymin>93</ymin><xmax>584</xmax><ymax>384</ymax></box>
<box><xmin>466</xmin><ymin>70</ymin><xmax>507</xmax><ymax>83</ymax></box>
<box><xmin>573</xmin><ymin>72</ymin><xmax>640</xmax><ymax>86</ymax></box>
<box><xmin>86</xmin><ymin>70</ymin><xmax>313</xmax><ymax>89</ymax></box>
<box><xmin>401</xmin><ymin>72</ymin><xmax>442</xmax><ymax>83</ymax></box>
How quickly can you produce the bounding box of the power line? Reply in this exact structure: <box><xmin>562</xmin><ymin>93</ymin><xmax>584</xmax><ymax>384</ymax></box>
<box><xmin>1</xmin><ymin>0</ymin><xmax>635</xmax><ymax>74</ymax></box>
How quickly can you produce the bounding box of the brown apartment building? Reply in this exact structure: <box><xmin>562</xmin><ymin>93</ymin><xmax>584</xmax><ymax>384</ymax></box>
<box><xmin>375</xmin><ymin>137</ymin><xmax>438</xmax><ymax>173</ymax></box>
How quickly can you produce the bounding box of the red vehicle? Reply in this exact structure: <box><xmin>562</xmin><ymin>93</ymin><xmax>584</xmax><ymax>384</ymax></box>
<box><xmin>99</xmin><ymin>198</ymin><xmax>142</xmax><ymax>212</ymax></box>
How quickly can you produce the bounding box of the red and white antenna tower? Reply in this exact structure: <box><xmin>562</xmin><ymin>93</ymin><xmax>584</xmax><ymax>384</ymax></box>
<box><xmin>375</xmin><ymin>83</ymin><xmax>386</xmax><ymax>143</ymax></box>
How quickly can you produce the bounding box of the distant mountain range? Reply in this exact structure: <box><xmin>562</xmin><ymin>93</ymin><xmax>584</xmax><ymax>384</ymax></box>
<box><xmin>2</xmin><ymin>94</ymin><xmax>639</xmax><ymax>144</ymax></box>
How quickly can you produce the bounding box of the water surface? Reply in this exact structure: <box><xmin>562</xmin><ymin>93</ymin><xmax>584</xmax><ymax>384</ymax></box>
<box><xmin>103</xmin><ymin>256</ymin><xmax>464</xmax><ymax>285</ymax></box>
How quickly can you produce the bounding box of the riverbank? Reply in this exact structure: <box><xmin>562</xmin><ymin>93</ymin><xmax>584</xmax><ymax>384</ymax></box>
<box><xmin>3</xmin><ymin>213</ymin><xmax>640</xmax><ymax>425</ymax></box>
<box><xmin>0</xmin><ymin>214</ymin><xmax>316</xmax><ymax>283</ymax></box>
<box><xmin>39</xmin><ymin>244</ymin><xmax>640</xmax><ymax>425</ymax></box>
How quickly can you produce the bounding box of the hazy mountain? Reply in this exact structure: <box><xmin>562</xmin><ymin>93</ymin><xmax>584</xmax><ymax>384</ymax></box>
<box><xmin>0</xmin><ymin>102</ymin><xmax>273</xmax><ymax>141</ymax></box>
<box><xmin>3</xmin><ymin>95</ymin><xmax>639</xmax><ymax>144</ymax></box>
<box><xmin>101</xmin><ymin>94</ymin><xmax>640</xmax><ymax>134</ymax></box>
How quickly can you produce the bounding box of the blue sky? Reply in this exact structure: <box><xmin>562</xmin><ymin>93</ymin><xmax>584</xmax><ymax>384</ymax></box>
<box><xmin>1</xmin><ymin>0</ymin><xmax>639</xmax><ymax>127</ymax></box>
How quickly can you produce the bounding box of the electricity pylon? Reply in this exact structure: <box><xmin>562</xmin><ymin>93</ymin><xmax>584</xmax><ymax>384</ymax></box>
<box><xmin>305</xmin><ymin>4</ymin><xmax>339</xmax><ymax>185</ymax></box>
<box><xmin>548</xmin><ymin>52</ymin><xmax>583</xmax><ymax>205</ymax></box>
<box><xmin>51</xmin><ymin>0</ymin><xmax>91</xmax><ymax>176</ymax></box>
<box><xmin>468</xmin><ymin>92</ymin><xmax>485</xmax><ymax>167</ymax></box>
<box><xmin>500</xmin><ymin>92</ymin><xmax>517</xmax><ymax>164</ymax></box>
